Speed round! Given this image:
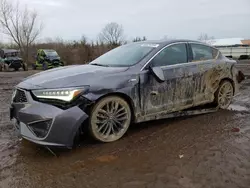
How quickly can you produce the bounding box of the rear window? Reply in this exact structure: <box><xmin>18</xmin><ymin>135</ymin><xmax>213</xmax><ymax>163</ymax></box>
<box><xmin>191</xmin><ymin>44</ymin><xmax>214</xmax><ymax>61</ymax></box>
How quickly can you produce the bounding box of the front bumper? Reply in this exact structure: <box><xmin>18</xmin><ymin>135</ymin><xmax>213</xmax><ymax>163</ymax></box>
<box><xmin>10</xmin><ymin>88</ymin><xmax>89</xmax><ymax>148</ymax></box>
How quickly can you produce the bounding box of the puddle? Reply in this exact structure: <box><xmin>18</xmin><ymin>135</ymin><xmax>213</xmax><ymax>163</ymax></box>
<box><xmin>228</xmin><ymin>104</ymin><xmax>249</xmax><ymax>112</ymax></box>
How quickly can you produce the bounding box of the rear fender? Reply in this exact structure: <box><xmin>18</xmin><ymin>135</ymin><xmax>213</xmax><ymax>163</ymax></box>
<box><xmin>231</xmin><ymin>65</ymin><xmax>243</xmax><ymax>95</ymax></box>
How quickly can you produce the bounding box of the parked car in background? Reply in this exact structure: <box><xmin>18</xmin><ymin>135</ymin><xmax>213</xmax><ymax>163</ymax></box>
<box><xmin>32</xmin><ymin>49</ymin><xmax>64</xmax><ymax>70</ymax></box>
<box><xmin>10</xmin><ymin>39</ymin><xmax>244</xmax><ymax>148</ymax></box>
<box><xmin>0</xmin><ymin>49</ymin><xmax>28</xmax><ymax>71</ymax></box>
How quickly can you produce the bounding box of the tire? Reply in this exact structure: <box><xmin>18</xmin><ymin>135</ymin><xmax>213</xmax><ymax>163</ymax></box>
<box><xmin>89</xmin><ymin>96</ymin><xmax>132</xmax><ymax>143</ymax></box>
<box><xmin>14</xmin><ymin>68</ymin><xmax>19</xmax><ymax>71</ymax></box>
<box><xmin>3</xmin><ymin>64</ymin><xmax>9</xmax><ymax>71</ymax></box>
<box><xmin>22</xmin><ymin>63</ymin><xmax>28</xmax><ymax>71</ymax></box>
<box><xmin>43</xmin><ymin>62</ymin><xmax>48</xmax><ymax>70</ymax></box>
<box><xmin>32</xmin><ymin>64</ymin><xmax>37</xmax><ymax>70</ymax></box>
<box><xmin>0</xmin><ymin>64</ymin><xmax>2</xmax><ymax>72</ymax></box>
<box><xmin>214</xmin><ymin>80</ymin><xmax>234</xmax><ymax>109</ymax></box>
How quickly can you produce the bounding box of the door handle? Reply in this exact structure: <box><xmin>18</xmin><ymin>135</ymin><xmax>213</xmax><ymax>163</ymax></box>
<box><xmin>150</xmin><ymin>91</ymin><xmax>159</xmax><ymax>96</ymax></box>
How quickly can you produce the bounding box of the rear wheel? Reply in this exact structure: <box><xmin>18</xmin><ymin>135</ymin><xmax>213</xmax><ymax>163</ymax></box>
<box><xmin>22</xmin><ymin>63</ymin><xmax>28</xmax><ymax>71</ymax></box>
<box><xmin>89</xmin><ymin>96</ymin><xmax>131</xmax><ymax>143</ymax></box>
<box><xmin>3</xmin><ymin>64</ymin><xmax>9</xmax><ymax>71</ymax></box>
<box><xmin>214</xmin><ymin>80</ymin><xmax>234</xmax><ymax>109</ymax></box>
<box><xmin>43</xmin><ymin>62</ymin><xmax>48</xmax><ymax>70</ymax></box>
<box><xmin>32</xmin><ymin>64</ymin><xmax>37</xmax><ymax>70</ymax></box>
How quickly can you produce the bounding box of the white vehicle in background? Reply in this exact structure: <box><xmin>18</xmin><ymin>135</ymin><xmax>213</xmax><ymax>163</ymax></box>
<box><xmin>209</xmin><ymin>38</ymin><xmax>250</xmax><ymax>60</ymax></box>
<box><xmin>217</xmin><ymin>46</ymin><xmax>250</xmax><ymax>59</ymax></box>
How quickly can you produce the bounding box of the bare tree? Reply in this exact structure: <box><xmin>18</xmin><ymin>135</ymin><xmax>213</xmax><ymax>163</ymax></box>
<box><xmin>198</xmin><ymin>33</ymin><xmax>215</xmax><ymax>45</ymax></box>
<box><xmin>98</xmin><ymin>22</ymin><xmax>125</xmax><ymax>46</ymax></box>
<box><xmin>80</xmin><ymin>35</ymin><xmax>88</xmax><ymax>45</ymax></box>
<box><xmin>0</xmin><ymin>0</ymin><xmax>43</xmax><ymax>63</ymax></box>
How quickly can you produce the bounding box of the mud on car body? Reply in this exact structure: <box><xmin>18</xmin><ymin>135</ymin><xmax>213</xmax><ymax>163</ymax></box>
<box><xmin>10</xmin><ymin>39</ymin><xmax>244</xmax><ymax>148</ymax></box>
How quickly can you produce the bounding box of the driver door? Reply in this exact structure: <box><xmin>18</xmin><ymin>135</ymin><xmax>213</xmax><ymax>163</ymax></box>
<box><xmin>140</xmin><ymin>43</ymin><xmax>196</xmax><ymax>117</ymax></box>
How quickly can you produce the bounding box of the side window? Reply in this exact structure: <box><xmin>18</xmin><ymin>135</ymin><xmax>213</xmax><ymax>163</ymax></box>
<box><xmin>191</xmin><ymin>44</ymin><xmax>214</xmax><ymax>61</ymax></box>
<box><xmin>151</xmin><ymin>43</ymin><xmax>187</xmax><ymax>67</ymax></box>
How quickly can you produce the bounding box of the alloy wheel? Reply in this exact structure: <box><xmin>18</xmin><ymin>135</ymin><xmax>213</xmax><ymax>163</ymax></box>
<box><xmin>217</xmin><ymin>81</ymin><xmax>234</xmax><ymax>109</ymax></box>
<box><xmin>90</xmin><ymin>96</ymin><xmax>131</xmax><ymax>142</ymax></box>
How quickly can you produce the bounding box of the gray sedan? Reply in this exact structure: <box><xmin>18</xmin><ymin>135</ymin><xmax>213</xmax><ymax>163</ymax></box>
<box><xmin>10</xmin><ymin>39</ymin><xmax>244</xmax><ymax>148</ymax></box>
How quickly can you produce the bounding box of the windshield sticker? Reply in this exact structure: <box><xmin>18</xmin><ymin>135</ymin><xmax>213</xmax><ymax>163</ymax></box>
<box><xmin>141</xmin><ymin>44</ymin><xmax>159</xmax><ymax>48</ymax></box>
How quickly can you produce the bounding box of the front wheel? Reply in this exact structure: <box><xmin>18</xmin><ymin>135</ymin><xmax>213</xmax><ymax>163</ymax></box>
<box><xmin>22</xmin><ymin>63</ymin><xmax>28</xmax><ymax>71</ymax></box>
<box><xmin>3</xmin><ymin>64</ymin><xmax>9</xmax><ymax>71</ymax></box>
<box><xmin>214</xmin><ymin>80</ymin><xmax>234</xmax><ymax>109</ymax></box>
<box><xmin>89</xmin><ymin>96</ymin><xmax>131</xmax><ymax>143</ymax></box>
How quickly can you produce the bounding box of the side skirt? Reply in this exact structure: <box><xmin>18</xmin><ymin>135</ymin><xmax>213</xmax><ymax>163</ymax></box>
<box><xmin>136</xmin><ymin>106</ymin><xmax>219</xmax><ymax>123</ymax></box>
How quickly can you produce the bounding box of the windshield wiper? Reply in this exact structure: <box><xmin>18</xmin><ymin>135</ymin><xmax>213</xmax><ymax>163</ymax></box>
<box><xmin>90</xmin><ymin>63</ymin><xmax>109</xmax><ymax>67</ymax></box>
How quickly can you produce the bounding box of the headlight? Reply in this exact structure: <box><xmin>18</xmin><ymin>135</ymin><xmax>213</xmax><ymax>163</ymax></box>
<box><xmin>32</xmin><ymin>87</ymin><xmax>89</xmax><ymax>102</ymax></box>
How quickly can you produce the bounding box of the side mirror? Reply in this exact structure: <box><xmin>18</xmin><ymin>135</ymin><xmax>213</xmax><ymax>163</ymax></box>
<box><xmin>148</xmin><ymin>66</ymin><xmax>165</xmax><ymax>82</ymax></box>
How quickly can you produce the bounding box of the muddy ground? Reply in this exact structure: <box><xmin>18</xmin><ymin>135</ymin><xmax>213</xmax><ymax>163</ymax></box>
<box><xmin>0</xmin><ymin>64</ymin><xmax>250</xmax><ymax>188</ymax></box>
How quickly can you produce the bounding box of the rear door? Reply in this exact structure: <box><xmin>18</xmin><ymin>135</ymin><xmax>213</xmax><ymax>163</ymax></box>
<box><xmin>140</xmin><ymin>42</ymin><xmax>197</xmax><ymax>116</ymax></box>
<box><xmin>188</xmin><ymin>43</ymin><xmax>222</xmax><ymax>105</ymax></box>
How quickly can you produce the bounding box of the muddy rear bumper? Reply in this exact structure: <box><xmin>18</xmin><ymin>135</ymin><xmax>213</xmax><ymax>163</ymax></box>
<box><xmin>10</xmin><ymin>89</ymin><xmax>88</xmax><ymax>148</ymax></box>
<box><xmin>237</xmin><ymin>70</ymin><xmax>245</xmax><ymax>84</ymax></box>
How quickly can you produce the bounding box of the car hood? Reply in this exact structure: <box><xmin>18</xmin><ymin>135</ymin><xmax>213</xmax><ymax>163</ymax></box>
<box><xmin>5</xmin><ymin>57</ymin><xmax>22</xmax><ymax>61</ymax></box>
<box><xmin>17</xmin><ymin>64</ymin><xmax>129</xmax><ymax>90</ymax></box>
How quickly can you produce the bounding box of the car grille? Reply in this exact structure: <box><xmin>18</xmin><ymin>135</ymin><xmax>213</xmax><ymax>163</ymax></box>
<box><xmin>13</xmin><ymin>89</ymin><xmax>27</xmax><ymax>103</ymax></box>
<box><xmin>11</xmin><ymin>60</ymin><xmax>22</xmax><ymax>64</ymax></box>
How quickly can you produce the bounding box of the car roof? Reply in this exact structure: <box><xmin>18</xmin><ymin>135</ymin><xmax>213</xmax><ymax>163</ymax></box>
<box><xmin>1</xmin><ymin>49</ymin><xmax>20</xmax><ymax>54</ymax></box>
<box><xmin>134</xmin><ymin>39</ymin><xmax>208</xmax><ymax>46</ymax></box>
<box><xmin>41</xmin><ymin>49</ymin><xmax>56</xmax><ymax>52</ymax></box>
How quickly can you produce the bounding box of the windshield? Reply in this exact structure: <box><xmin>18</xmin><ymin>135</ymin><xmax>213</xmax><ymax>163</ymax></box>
<box><xmin>5</xmin><ymin>52</ymin><xmax>19</xmax><ymax>58</ymax></box>
<box><xmin>44</xmin><ymin>51</ymin><xmax>59</xmax><ymax>57</ymax></box>
<box><xmin>89</xmin><ymin>43</ymin><xmax>158</xmax><ymax>67</ymax></box>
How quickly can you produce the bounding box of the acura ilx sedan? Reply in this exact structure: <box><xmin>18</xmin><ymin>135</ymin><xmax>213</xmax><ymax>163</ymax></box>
<box><xmin>10</xmin><ymin>39</ymin><xmax>244</xmax><ymax>148</ymax></box>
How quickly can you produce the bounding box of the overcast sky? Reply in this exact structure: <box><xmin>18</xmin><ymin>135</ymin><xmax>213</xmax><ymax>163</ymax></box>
<box><xmin>2</xmin><ymin>0</ymin><xmax>250</xmax><ymax>42</ymax></box>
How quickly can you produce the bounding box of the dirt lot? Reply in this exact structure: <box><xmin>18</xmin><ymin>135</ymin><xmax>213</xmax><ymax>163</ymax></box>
<box><xmin>1</xmin><ymin>67</ymin><xmax>250</xmax><ymax>188</ymax></box>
